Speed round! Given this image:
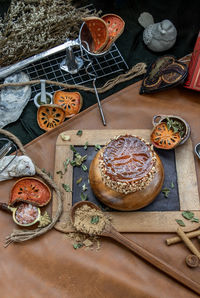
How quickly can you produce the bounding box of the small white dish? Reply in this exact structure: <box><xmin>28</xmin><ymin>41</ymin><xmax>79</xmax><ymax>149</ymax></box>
<box><xmin>33</xmin><ymin>92</ymin><xmax>53</xmax><ymax>108</ymax></box>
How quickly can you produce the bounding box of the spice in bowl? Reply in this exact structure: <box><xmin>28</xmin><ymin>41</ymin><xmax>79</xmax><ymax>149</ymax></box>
<box><xmin>34</xmin><ymin>92</ymin><xmax>53</xmax><ymax>108</ymax></box>
<box><xmin>15</xmin><ymin>203</ymin><xmax>39</xmax><ymax>225</ymax></box>
<box><xmin>37</xmin><ymin>94</ymin><xmax>52</xmax><ymax>105</ymax></box>
<box><xmin>73</xmin><ymin>204</ymin><xmax>110</xmax><ymax>235</ymax></box>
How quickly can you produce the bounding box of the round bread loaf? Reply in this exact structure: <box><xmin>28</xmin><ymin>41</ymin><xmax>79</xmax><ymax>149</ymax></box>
<box><xmin>89</xmin><ymin>135</ymin><xmax>164</xmax><ymax>211</ymax></box>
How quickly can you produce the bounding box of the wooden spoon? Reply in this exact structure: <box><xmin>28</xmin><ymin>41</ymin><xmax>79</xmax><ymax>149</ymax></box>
<box><xmin>71</xmin><ymin>201</ymin><xmax>200</xmax><ymax>295</ymax></box>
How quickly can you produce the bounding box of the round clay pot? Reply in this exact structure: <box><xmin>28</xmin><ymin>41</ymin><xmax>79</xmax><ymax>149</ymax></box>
<box><xmin>89</xmin><ymin>150</ymin><xmax>164</xmax><ymax>211</ymax></box>
<box><xmin>152</xmin><ymin>114</ymin><xmax>190</xmax><ymax>145</ymax></box>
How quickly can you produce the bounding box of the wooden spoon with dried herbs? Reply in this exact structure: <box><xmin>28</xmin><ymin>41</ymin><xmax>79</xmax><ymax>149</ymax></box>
<box><xmin>70</xmin><ymin>201</ymin><xmax>200</xmax><ymax>295</ymax></box>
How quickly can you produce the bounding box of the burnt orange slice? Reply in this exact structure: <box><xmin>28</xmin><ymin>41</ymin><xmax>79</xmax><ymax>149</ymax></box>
<box><xmin>101</xmin><ymin>14</ymin><xmax>125</xmax><ymax>51</ymax></box>
<box><xmin>162</xmin><ymin>62</ymin><xmax>186</xmax><ymax>84</ymax></box>
<box><xmin>9</xmin><ymin>177</ymin><xmax>51</xmax><ymax>207</ymax></box>
<box><xmin>83</xmin><ymin>17</ymin><xmax>109</xmax><ymax>53</ymax></box>
<box><xmin>53</xmin><ymin>91</ymin><xmax>83</xmax><ymax>118</ymax></box>
<box><xmin>37</xmin><ymin>104</ymin><xmax>65</xmax><ymax>131</ymax></box>
<box><xmin>151</xmin><ymin>122</ymin><xmax>181</xmax><ymax>150</ymax></box>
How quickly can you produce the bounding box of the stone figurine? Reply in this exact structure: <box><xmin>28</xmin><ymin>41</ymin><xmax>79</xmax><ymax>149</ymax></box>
<box><xmin>138</xmin><ymin>12</ymin><xmax>177</xmax><ymax>52</ymax></box>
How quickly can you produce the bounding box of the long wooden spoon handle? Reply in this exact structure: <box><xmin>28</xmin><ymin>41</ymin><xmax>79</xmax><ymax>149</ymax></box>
<box><xmin>108</xmin><ymin>227</ymin><xmax>200</xmax><ymax>295</ymax></box>
<box><xmin>0</xmin><ymin>202</ymin><xmax>12</xmax><ymax>213</ymax></box>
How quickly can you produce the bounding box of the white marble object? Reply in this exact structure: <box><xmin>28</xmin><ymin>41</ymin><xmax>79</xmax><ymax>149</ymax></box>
<box><xmin>0</xmin><ymin>72</ymin><xmax>31</xmax><ymax>128</ymax></box>
<box><xmin>138</xmin><ymin>12</ymin><xmax>177</xmax><ymax>52</ymax></box>
<box><xmin>0</xmin><ymin>155</ymin><xmax>35</xmax><ymax>181</ymax></box>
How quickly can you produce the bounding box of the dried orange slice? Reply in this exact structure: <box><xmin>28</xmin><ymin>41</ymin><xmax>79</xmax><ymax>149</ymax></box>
<box><xmin>9</xmin><ymin>177</ymin><xmax>51</xmax><ymax>207</ymax></box>
<box><xmin>162</xmin><ymin>62</ymin><xmax>186</xmax><ymax>84</ymax></box>
<box><xmin>83</xmin><ymin>17</ymin><xmax>109</xmax><ymax>53</ymax></box>
<box><xmin>37</xmin><ymin>104</ymin><xmax>65</xmax><ymax>131</ymax></box>
<box><xmin>53</xmin><ymin>91</ymin><xmax>83</xmax><ymax>118</ymax></box>
<box><xmin>101</xmin><ymin>14</ymin><xmax>125</xmax><ymax>51</ymax></box>
<box><xmin>151</xmin><ymin>122</ymin><xmax>181</xmax><ymax>150</ymax></box>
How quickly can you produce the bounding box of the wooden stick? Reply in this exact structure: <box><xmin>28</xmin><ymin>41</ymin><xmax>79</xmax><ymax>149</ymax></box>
<box><xmin>166</xmin><ymin>230</ymin><xmax>200</xmax><ymax>245</ymax></box>
<box><xmin>108</xmin><ymin>226</ymin><xmax>200</xmax><ymax>295</ymax></box>
<box><xmin>185</xmin><ymin>254</ymin><xmax>199</xmax><ymax>268</ymax></box>
<box><xmin>176</xmin><ymin>227</ymin><xmax>200</xmax><ymax>260</ymax></box>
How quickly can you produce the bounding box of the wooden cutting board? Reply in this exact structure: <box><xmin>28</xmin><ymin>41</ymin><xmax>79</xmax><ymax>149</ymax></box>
<box><xmin>52</xmin><ymin>129</ymin><xmax>200</xmax><ymax>233</ymax></box>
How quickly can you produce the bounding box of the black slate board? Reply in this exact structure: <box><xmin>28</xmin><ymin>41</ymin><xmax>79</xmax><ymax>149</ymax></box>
<box><xmin>72</xmin><ymin>146</ymin><xmax>180</xmax><ymax>212</ymax></box>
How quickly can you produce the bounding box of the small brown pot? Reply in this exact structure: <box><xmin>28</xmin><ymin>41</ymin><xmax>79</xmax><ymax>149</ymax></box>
<box><xmin>152</xmin><ymin>114</ymin><xmax>191</xmax><ymax>146</ymax></box>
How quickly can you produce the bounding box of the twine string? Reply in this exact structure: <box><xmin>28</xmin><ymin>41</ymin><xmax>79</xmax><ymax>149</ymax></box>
<box><xmin>0</xmin><ymin>63</ymin><xmax>146</xmax><ymax>93</ymax></box>
<box><xmin>0</xmin><ymin>128</ymin><xmax>63</xmax><ymax>247</ymax></box>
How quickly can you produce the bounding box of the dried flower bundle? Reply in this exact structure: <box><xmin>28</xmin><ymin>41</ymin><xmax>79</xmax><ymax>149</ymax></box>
<box><xmin>0</xmin><ymin>0</ymin><xmax>99</xmax><ymax>67</ymax></box>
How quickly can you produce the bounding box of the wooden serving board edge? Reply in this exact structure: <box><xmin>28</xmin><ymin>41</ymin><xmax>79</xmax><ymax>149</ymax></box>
<box><xmin>52</xmin><ymin>129</ymin><xmax>200</xmax><ymax>233</ymax></box>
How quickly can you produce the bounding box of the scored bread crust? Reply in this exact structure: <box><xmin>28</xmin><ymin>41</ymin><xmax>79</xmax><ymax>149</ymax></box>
<box><xmin>89</xmin><ymin>135</ymin><xmax>164</xmax><ymax>211</ymax></box>
<box><xmin>99</xmin><ymin>135</ymin><xmax>157</xmax><ymax>194</ymax></box>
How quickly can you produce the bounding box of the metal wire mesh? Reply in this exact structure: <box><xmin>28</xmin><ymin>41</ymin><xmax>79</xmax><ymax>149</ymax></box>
<box><xmin>23</xmin><ymin>43</ymin><xmax>128</xmax><ymax>99</ymax></box>
<box><xmin>0</xmin><ymin>4</ymin><xmax>128</xmax><ymax>98</ymax></box>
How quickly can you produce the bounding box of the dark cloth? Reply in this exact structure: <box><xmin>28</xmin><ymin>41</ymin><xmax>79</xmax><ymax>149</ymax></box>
<box><xmin>0</xmin><ymin>0</ymin><xmax>200</xmax><ymax>144</ymax></box>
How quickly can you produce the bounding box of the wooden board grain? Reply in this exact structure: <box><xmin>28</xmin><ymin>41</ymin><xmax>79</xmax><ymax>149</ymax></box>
<box><xmin>52</xmin><ymin>129</ymin><xmax>200</xmax><ymax>233</ymax></box>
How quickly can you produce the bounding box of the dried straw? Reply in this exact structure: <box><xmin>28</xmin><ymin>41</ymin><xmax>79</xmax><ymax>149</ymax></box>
<box><xmin>0</xmin><ymin>0</ymin><xmax>100</xmax><ymax>66</ymax></box>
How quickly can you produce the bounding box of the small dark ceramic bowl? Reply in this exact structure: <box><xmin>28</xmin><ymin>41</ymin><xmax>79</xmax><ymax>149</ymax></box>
<box><xmin>152</xmin><ymin>114</ymin><xmax>190</xmax><ymax>146</ymax></box>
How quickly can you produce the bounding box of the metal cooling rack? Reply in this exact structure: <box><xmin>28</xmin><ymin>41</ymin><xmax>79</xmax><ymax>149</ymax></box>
<box><xmin>0</xmin><ymin>3</ymin><xmax>128</xmax><ymax>99</ymax></box>
<box><xmin>24</xmin><ymin>43</ymin><xmax>129</xmax><ymax>99</ymax></box>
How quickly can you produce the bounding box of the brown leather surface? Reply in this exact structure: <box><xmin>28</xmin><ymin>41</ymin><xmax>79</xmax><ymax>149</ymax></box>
<box><xmin>0</xmin><ymin>80</ymin><xmax>200</xmax><ymax>297</ymax></box>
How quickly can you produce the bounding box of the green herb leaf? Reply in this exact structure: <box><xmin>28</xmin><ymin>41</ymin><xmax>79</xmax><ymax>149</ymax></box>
<box><xmin>162</xmin><ymin>188</ymin><xmax>170</xmax><ymax>198</ymax></box>
<box><xmin>56</xmin><ymin>158</ymin><xmax>70</xmax><ymax>178</ymax></box>
<box><xmin>75</xmin><ymin>153</ymin><xmax>83</xmax><ymax>166</ymax></box>
<box><xmin>191</xmin><ymin>217</ymin><xmax>199</xmax><ymax>223</ymax></box>
<box><xmin>70</xmin><ymin>160</ymin><xmax>77</xmax><ymax>167</ymax></box>
<box><xmin>70</xmin><ymin>145</ymin><xmax>76</xmax><ymax>153</ymax></box>
<box><xmin>82</xmin><ymin>155</ymin><xmax>87</xmax><ymax>161</ymax></box>
<box><xmin>166</xmin><ymin>117</ymin><xmax>185</xmax><ymax>137</ymax></box>
<box><xmin>56</xmin><ymin>170</ymin><xmax>64</xmax><ymax>178</ymax></box>
<box><xmin>182</xmin><ymin>211</ymin><xmax>194</xmax><ymax>220</ymax></box>
<box><xmin>82</xmin><ymin>183</ymin><xmax>87</xmax><ymax>191</ymax></box>
<box><xmin>95</xmin><ymin>144</ymin><xmax>101</xmax><ymax>151</ymax></box>
<box><xmin>62</xmin><ymin>184</ymin><xmax>72</xmax><ymax>192</ymax></box>
<box><xmin>74</xmin><ymin>153</ymin><xmax>87</xmax><ymax>166</ymax></box>
<box><xmin>76</xmin><ymin>130</ymin><xmax>83</xmax><ymax>136</ymax></box>
<box><xmin>170</xmin><ymin>182</ymin><xmax>175</xmax><ymax>189</ymax></box>
<box><xmin>81</xmin><ymin>164</ymin><xmax>87</xmax><ymax>172</ymax></box>
<box><xmin>80</xmin><ymin>192</ymin><xmax>88</xmax><ymax>201</ymax></box>
<box><xmin>166</xmin><ymin>117</ymin><xmax>173</xmax><ymax>130</ymax></box>
<box><xmin>60</xmin><ymin>133</ymin><xmax>71</xmax><ymax>141</ymax></box>
<box><xmin>173</xmin><ymin>126</ymin><xmax>179</xmax><ymax>133</ymax></box>
<box><xmin>175</xmin><ymin>219</ymin><xmax>185</xmax><ymax>227</ymax></box>
<box><xmin>84</xmin><ymin>141</ymin><xmax>88</xmax><ymax>150</ymax></box>
<box><xmin>63</xmin><ymin>158</ymin><xmax>70</xmax><ymax>170</ymax></box>
<box><xmin>76</xmin><ymin>177</ymin><xmax>83</xmax><ymax>184</ymax></box>
<box><xmin>73</xmin><ymin>243</ymin><xmax>83</xmax><ymax>249</ymax></box>
<box><xmin>91</xmin><ymin>215</ymin><xmax>99</xmax><ymax>224</ymax></box>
